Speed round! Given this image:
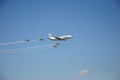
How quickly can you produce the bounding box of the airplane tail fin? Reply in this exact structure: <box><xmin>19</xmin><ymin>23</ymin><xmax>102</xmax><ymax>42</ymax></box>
<box><xmin>48</xmin><ymin>33</ymin><xmax>53</xmax><ymax>37</ymax></box>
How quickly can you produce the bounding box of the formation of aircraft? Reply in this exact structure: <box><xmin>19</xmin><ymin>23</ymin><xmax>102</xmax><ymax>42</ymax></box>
<box><xmin>22</xmin><ymin>33</ymin><xmax>73</xmax><ymax>47</ymax></box>
<box><xmin>0</xmin><ymin>33</ymin><xmax>73</xmax><ymax>52</ymax></box>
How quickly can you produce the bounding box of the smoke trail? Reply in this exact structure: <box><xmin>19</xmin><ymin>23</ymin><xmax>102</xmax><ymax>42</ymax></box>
<box><xmin>0</xmin><ymin>40</ymin><xmax>38</xmax><ymax>46</ymax></box>
<box><xmin>0</xmin><ymin>44</ymin><xmax>53</xmax><ymax>53</ymax></box>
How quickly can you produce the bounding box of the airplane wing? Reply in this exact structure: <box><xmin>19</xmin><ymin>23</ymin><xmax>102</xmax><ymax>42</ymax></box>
<box><xmin>53</xmin><ymin>35</ymin><xmax>63</xmax><ymax>40</ymax></box>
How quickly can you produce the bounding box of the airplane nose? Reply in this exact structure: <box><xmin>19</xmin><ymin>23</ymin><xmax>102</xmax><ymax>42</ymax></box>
<box><xmin>71</xmin><ymin>35</ymin><xmax>73</xmax><ymax>38</ymax></box>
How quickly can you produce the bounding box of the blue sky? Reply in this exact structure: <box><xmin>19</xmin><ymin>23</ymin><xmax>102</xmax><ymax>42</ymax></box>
<box><xmin>0</xmin><ymin>0</ymin><xmax>120</xmax><ymax>80</ymax></box>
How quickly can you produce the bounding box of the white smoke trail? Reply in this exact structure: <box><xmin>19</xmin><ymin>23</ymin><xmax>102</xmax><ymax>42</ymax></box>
<box><xmin>0</xmin><ymin>44</ymin><xmax>53</xmax><ymax>53</ymax></box>
<box><xmin>0</xmin><ymin>40</ymin><xmax>38</xmax><ymax>46</ymax></box>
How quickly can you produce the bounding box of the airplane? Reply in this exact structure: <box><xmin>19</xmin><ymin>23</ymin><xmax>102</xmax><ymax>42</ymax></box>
<box><xmin>38</xmin><ymin>38</ymin><xmax>44</xmax><ymax>41</ymax></box>
<box><xmin>52</xmin><ymin>45</ymin><xmax>57</xmax><ymax>47</ymax></box>
<box><xmin>52</xmin><ymin>42</ymin><xmax>60</xmax><ymax>48</ymax></box>
<box><xmin>24</xmin><ymin>39</ymin><xmax>30</xmax><ymax>42</ymax></box>
<box><xmin>48</xmin><ymin>33</ymin><xmax>73</xmax><ymax>41</ymax></box>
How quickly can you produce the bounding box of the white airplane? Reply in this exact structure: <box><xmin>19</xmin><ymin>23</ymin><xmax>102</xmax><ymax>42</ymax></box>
<box><xmin>48</xmin><ymin>33</ymin><xmax>73</xmax><ymax>41</ymax></box>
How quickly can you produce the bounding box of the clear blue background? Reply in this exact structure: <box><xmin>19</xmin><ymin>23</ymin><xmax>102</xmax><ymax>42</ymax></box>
<box><xmin>0</xmin><ymin>0</ymin><xmax>120</xmax><ymax>80</ymax></box>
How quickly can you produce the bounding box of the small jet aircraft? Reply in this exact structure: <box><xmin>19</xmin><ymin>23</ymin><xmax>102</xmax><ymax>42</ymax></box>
<box><xmin>24</xmin><ymin>39</ymin><xmax>30</xmax><ymax>42</ymax></box>
<box><xmin>48</xmin><ymin>33</ymin><xmax>73</xmax><ymax>41</ymax></box>
<box><xmin>52</xmin><ymin>45</ymin><xmax>57</xmax><ymax>47</ymax></box>
<box><xmin>38</xmin><ymin>38</ymin><xmax>44</xmax><ymax>41</ymax></box>
<box><xmin>52</xmin><ymin>42</ymin><xmax>60</xmax><ymax>48</ymax></box>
